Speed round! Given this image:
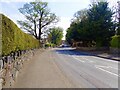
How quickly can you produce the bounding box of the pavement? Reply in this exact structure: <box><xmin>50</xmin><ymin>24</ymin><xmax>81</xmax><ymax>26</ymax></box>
<box><xmin>11</xmin><ymin>48</ymin><xmax>74</xmax><ymax>88</ymax></box>
<box><xmin>95</xmin><ymin>53</ymin><xmax>120</xmax><ymax>61</ymax></box>
<box><xmin>8</xmin><ymin>47</ymin><xmax>119</xmax><ymax>88</ymax></box>
<box><xmin>75</xmin><ymin>49</ymin><xmax>120</xmax><ymax>61</ymax></box>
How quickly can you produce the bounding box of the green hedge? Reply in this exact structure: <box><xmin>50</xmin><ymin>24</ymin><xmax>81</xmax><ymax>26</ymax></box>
<box><xmin>110</xmin><ymin>35</ymin><xmax>120</xmax><ymax>48</ymax></box>
<box><xmin>45</xmin><ymin>43</ymin><xmax>55</xmax><ymax>47</ymax></box>
<box><xmin>1</xmin><ymin>14</ymin><xmax>40</xmax><ymax>56</ymax></box>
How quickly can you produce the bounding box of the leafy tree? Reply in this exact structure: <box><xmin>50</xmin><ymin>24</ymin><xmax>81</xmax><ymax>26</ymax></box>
<box><xmin>18</xmin><ymin>1</ymin><xmax>58</xmax><ymax>40</ymax></box>
<box><xmin>48</xmin><ymin>27</ymin><xmax>63</xmax><ymax>45</ymax></box>
<box><xmin>66</xmin><ymin>28</ymin><xmax>73</xmax><ymax>45</ymax></box>
<box><xmin>87</xmin><ymin>1</ymin><xmax>115</xmax><ymax>47</ymax></box>
<box><xmin>66</xmin><ymin>22</ymin><xmax>80</xmax><ymax>44</ymax></box>
<box><xmin>66</xmin><ymin>9</ymin><xmax>93</xmax><ymax>46</ymax></box>
<box><xmin>72</xmin><ymin>9</ymin><xmax>88</xmax><ymax>23</ymax></box>
<box><xmin>116</xmin><ymin>1</ymin><xmax>120</xmax><ymax>35</ymax></box>
<box><xmin>66</xmin><ymin>1</ymin><xmax>115</xmax><ymax>47</ymax></box>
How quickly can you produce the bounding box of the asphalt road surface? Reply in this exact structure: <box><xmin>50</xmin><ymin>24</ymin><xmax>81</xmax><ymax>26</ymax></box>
<box><xmin>12</xmin><ymin>47</ymin><xmax>119</xmax><ymax>88</ymax></box>
<box><xmin>54</xmin><ymin>47</ymin><xmax>119</xmax><ymax>88</ymax></box>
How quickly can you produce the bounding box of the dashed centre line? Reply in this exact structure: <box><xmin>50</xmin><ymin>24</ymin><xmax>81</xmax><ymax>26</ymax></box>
<box><xmin>72</xmin><ymin>56</ymin><xmax>94</xmax><ymax>63</ymax></box>
<box><xmin>72</xmin><ymin>56</ymin><xmax>85</xmax><ymax>63</ymax></box>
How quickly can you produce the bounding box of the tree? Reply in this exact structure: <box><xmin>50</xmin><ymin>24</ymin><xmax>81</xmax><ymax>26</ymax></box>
<box><xmin>66</xmin><ymin>1</ymin><xmax>115</xmax><ymax>47</ymax></box>
<box><xmin>116</xmin><ymin>1</ymin><xmax>120</xmax><ymax>35</ymax></box>
<box><xmin>66</xmin><ymin>9</ymin><xmax>93</xmax><ymax>47</ymax></box>
<box><xmin>48</xmin><ymin>27</ymin><xmax>63</xmax><ymax>45</ymax></box>
<box><xmin>66</xmin><ymin>22</ymin><xmax>80</xmax><ymax>44</ymax></box>
<box><xmin>18</xmin><ymin>1</ymin><xmax>58</xmax><ymax>40</ymax></box>
<box><xmin>87</xmin><ymin>1</ymin><xmax>115</xmax><ymax>47</ymax></box>
<box><xmin>72</xmin><ymin>9</ymin><xmax>88</xmax><ymax>23</ymax></box>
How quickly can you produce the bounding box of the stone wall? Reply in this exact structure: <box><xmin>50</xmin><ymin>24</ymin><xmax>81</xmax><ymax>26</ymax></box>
<box><xmin>0</xmin><ymin>49</ymin><xmax>37</xmax><ymax>89</ymax></box>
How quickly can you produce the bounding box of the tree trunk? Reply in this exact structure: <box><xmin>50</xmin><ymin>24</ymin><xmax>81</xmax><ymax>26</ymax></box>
<box><xmin>39</xmin><ymin>19</ymin><xmax>42</xmax><ymax>40</ymax></box>
<box><xmin>34</xmin><ymin>20</ymin><xmax>37</xmax><ymax>39</ymax></box>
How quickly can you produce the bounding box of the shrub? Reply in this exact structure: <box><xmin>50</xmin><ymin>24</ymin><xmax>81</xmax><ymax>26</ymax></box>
<box><xmin>110</xmin><ymin>35</ymin><xmax>120</xmax><ymax>48</ymax></box>
<box><xmin>1</xmin><ymin>14</ymin><xmax>40</xmax><ymax>56</ymax></box>
<box><xmin>45</xmin><ymin>43</ymin><xmax>56</xmax><ymax>48</ymax></box>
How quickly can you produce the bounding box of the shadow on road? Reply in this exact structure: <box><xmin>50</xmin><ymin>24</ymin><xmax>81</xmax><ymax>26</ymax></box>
<box><xmin>55</xmin><ymin>48</ymin><xmax>119</xmax><ymax>61</ymax></box>
<box><xmin>55</xmin><ymin>48</ymin><xmax>92</xmax><ymax>56</ymax></box>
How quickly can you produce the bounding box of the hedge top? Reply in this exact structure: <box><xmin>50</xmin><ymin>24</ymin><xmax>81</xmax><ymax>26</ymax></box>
<box><xmin>1</xmin><ymin>14</ymin><xmax>40</xmax><ymax>56</ymax></box>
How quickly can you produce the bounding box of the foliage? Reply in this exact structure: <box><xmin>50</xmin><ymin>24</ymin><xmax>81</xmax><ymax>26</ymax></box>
<box><xmin>1</xmin><ymin>14</ymin><xmax>39</xmax><ymax>56</ymax></box>
<box><xmin>45</xmin><ymin>43</ymin><xmax>55</xmax><ymax>47</ymax></box>
<box><xmin>116</xmin><ymin>27</ymin><xmax>120</xmax><ymax>35</ymax></box>
<box><xmin>110</xmin><ymin>35</ymin><xmax>120</xmax><ymax>48</ymax></box>
<box><xmin>115</xmin><ymin>1</ymin><xmax>120</xmax><ymax>35</ymax></box>
<box><xmin>66</xmin><ymin>1</ymin><xmax>115</xmax><ymax>47</ymax></box>
<box><xmin>66</xmin><ymin>9</ymin><xmax>94</xmax><ymax>46</ymax></box>
<box><xmin>48</xmin><ymin>27</ymin><xmax>63</xmax><ymax>46</ymax></box>
<box><xmin>72</xmin><ymin>9</ymin><xmax>88</xmax><ymax>23</ymax></box>
<box><xmin>87</xmin><ymin>1</ymin><xmax>115</xmax><ymax>47</ymax></box>
<box><xmin>18</xmin><ymin>1</ymin><xmax>58</xmax><ymax>40</ymax></box>
<box><xmin>66</xmin><ymin>22</ymin><xmax>80</xmax><ymax>45</ymax></box>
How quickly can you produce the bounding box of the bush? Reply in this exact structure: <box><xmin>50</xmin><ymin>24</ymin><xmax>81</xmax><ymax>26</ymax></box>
<box><xmin>1</xmin><ymin>14</ymin><xmax>40</xmax><ymax>56</ymax></box>
<box><xmin>45</xmin><ymin>43</ymin><xmax>56</xmax><ymax>48</ymax></box>
<box><xmin>110</xmin><ymin>35</ymin><xmax>120</xmax><ymax>48</ymax></box>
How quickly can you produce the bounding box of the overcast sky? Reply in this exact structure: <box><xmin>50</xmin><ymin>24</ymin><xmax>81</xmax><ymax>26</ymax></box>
<box><xmin>0</xmin><ymin>0</ymin><xmax>119</xmax><ymax>39</ymax></box>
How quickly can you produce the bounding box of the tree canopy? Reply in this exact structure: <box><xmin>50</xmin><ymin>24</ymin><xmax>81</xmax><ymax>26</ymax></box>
<box><xmin>18</xmin><ymin>1</ymin><xmax>58</xmax><ymax>40</ymax></box>
<box><xmin>66</xmin><ymin>1</ymin><xmax>115</xmax><ymax>47</ymax></box>
<box><xmin>115</xmin><ymin>1</ymin><xmax>120</xmax><ymax>35</ymax></box>
<box><xmin>48</xmin><ymin>27</ymin><xmax>63</xmax><ymax>46</ymax></box>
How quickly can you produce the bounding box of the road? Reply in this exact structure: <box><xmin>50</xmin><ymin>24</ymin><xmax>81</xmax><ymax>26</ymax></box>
<box><xmin>54</xmin><ymin>47</ymin><xmax>119</xmax><ymax>88</ymax></box>
<box><xmin>12</xmin><ymin>47</ymin><xmax>119</xmax><ymax>88</ymax></box>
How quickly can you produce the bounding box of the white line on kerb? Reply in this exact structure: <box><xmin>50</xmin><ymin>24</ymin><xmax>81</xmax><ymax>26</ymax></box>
<box><xmin>91</xmin><ymin>56</ymin><xmax>118</xmax><ymax>63</ymax></box>
<box><xmin>95</xmin><ymin>66</ymin><xmax>119</xmax><ymax>77</ymax></box>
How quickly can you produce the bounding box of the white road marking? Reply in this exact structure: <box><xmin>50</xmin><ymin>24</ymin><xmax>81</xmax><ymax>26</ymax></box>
<box><xmin>109</xmin><ymin>66</ymin><xmax>119</xmax><ymax>70</ymax></box>
<box><xmin>72</xmin><ymin>56</ymin><xmax>85</xmax><ymax>63</ymax></box>
<box><xmin>95</xmin><ymin>65</ymin><xmax>119</xmax><ymax>77</ymax></box>
<box><xmin>70</xmin><ymin>55</ymin><xmax>95</xmax><ymax>63</ymax></box>
<box><xmin>81</xmin><ymin>57</ymin><xmax>94</xmax><ymax>63</ymax></box>
<box><xmin>96</xmin><ymin>65</ymin><xmax>109</xmax><ymax>68</ymax></box>
<box><xmin>91</xmin><ymin>56</ymin><xmax>118</xmax><ymax>63</ymax></box>
<box><xmin>89</xmin><ymin>60</ymin><xmax>94</xmax><ymax>63</ymax></box>
<box><xmin>95</xmin><ymin>65</ymin><xmax>118</xmax><ymax>70</ymax></box>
